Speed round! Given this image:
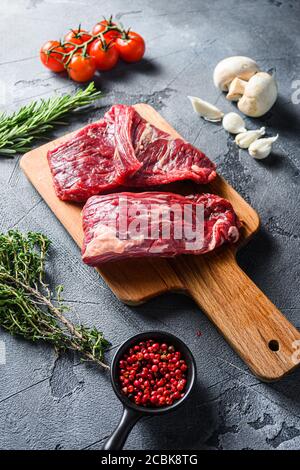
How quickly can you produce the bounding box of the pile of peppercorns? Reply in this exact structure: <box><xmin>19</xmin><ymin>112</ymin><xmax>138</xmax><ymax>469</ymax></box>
<box><xmin>118</xmin><ymin>339</ymin><xmax>188</xmax><ymax>407</ymax></box>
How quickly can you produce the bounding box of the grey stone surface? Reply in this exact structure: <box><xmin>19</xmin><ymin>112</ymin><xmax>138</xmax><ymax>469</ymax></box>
<box><xmin>0</xmin><ymin>0</ymin><xmax>300</xmax><ymax>450</ymax></box>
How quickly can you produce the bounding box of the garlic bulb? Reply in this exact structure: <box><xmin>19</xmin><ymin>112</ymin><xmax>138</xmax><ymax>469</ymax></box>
<box><xmin>222</xmin><ymin>112</ymin><xmax>246</xmax><ymax>134</ymax></box>
<box><xmin>188</xmin><ymin>96</ymin><xmax>224</xmax><ymax>122</ymax></box>
<box><xmin>248</xmin><ymin>135</ymin><xmax>278</xmax><ymax>159</ymax></box>
<box><xmin>235</xmin><ymin>127</ymin><xmax>265</xmax><ymax>149</ymax></box>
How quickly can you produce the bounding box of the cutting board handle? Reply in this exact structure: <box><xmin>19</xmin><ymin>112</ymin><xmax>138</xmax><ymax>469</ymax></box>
<box><xmin>175</xmin><ymin>249</ymin><xmax>300</xmax><ymax>381</ymax></box>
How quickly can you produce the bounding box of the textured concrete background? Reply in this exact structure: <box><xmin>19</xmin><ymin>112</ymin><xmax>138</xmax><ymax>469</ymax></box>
<box><xmin>0</xmin><ymin>0</ymin><xmax>300</xmax><ymax>450</ymax></box>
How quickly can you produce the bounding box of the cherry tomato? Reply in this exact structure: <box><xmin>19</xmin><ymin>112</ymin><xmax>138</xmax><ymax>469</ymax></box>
<box><xmin>64</xmin><ymin>28</ymin><xmax>91</xmax><ymax>47</ymax></box>
<box><xmin>92</xmin><ymin>17</ymin><xmax>121</xmax><ymax>42</ymax></box>
<box><xmin>89</xmin><ymin>39</ymin><xmax>119</xmax><ymax>71</ymax></box>
<box><xmin>116</xmin><ymin>31</ymin><xmax>145</xmax><ymax>63</ymax></box>
<box><xmin>68</xmin><ymin>53</ymin><xmax>96</xmax><ymax>82</ymax></box>
<box><xmin>40</xmin><ymin>40</ymin><xmax>66</xmax><ymax>72</ymax></box>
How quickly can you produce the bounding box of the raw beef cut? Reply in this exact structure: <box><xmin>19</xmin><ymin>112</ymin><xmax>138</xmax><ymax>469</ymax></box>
<box><xmin>47</xmin><ymin>104</ymin><xmax>216</xmax><ymax>202</ymax></box>
<box><xmin>47</xmin><ymin>106</ymin><xmax>141</xmax><ymax>201</ymax></box>
<box><xmin>81</xmin><ymin>192</ymin><xmax>240</xmax><ymax>265</ymax></box>
<box><xmin>106</xmin><ymin>105</ymin><xmax>217</xmax><ymax>188</ymax></box>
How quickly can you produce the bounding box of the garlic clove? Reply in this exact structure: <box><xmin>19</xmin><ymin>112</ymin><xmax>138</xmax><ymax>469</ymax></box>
<box><xmin>188</xmin><ymin>96</ymin><xmax>224</xmax><ymax>122</ymax></box>
<box><xmin>235</xmin><ymin>127</ymin><xmax>266</xmax><ymax>149</ymax></box>
<box><xmin>222</xmin><ymin>112</ymin><xmax>246</xmax><ymax>134</ymax></box>
<box><xmin>248</xmin><ymin>134</ymin><xmax>278</xmax><ymax>159</ymax></box>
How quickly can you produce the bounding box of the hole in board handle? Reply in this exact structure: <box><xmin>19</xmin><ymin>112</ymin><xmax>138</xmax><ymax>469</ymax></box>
<box><xmin>269</xmin><ymin>340</ymin><xmax>280</xmax><ymax>352</ymax></box>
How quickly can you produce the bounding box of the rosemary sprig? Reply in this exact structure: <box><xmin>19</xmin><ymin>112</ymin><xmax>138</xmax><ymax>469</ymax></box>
<box><xmin>0</xmin><ymin>82</ymin><xmax>102</xmax><ymax>156</ymax></box>
<box><xmin>0</xmin><ymin>230</ymin><xmax>110</xmax><ymax>368</ymax></box>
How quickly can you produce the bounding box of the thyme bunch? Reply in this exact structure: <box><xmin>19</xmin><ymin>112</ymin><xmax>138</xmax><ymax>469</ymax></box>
<box><xmin>0</xmin><ymin>230</ymin><xmax>110</xmax><ymax>368</ymax></box>
<box><xmin>0</xmin><ymin>82</ymin><xmax>102</xmax><ymax>156</ymax></box>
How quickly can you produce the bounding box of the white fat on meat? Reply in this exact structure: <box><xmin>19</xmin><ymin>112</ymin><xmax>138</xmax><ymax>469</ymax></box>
<box><xmin>207</xmin><ymin>218</ymin><xmax>239</xmax><ymax>251</ymax></box>
<box><xmin>84</xmin><ymin>224</ymin><xmax>143</xmax><ymax>258</ymax></box>
<box><xmin>136</xmin><ymin>122</ymin><xmax>153</xmax><ymax>150</ymax></box>
<box><xmin>191</xmin><ymin>165</ymin><xmax>205</xmax><ymax>174</ymax></box>
<box><xmin>228</xmin><ymin>226</ymin><xmax>240</xmax><ymax>242</ymax></box>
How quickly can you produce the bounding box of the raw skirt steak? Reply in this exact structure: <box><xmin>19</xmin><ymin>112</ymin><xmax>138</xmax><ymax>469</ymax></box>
<box><xmin>82</xmin><ymin>192</ymin><xmax>240</xmax><ymax>265</ymax></box>
<box><xmin>48</xmin><ymin>104</ymin><xmax>216</xmax><ymax>202</ymax></box>
<box><xmin>47</xmin><ymin>106</ymin><xmax>141</xmax><ymax>201</ymax></box>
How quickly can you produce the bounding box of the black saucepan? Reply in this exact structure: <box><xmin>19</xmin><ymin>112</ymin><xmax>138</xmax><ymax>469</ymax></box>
<box><xmin>102</xmin><ymin>331</ymin><xmax>196</xmax><ymax>450</ymax></box>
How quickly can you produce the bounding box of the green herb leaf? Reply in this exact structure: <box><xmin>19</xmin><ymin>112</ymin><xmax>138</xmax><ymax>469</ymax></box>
<box><xmin>0</xmin><ymin>82</ymin><xmax>102</xmax><ymax>157</ymax></box>
<box><xmin>0</xmin><ymin>230</ymin><xmax>110</xmax><ymax>368</ymax></box>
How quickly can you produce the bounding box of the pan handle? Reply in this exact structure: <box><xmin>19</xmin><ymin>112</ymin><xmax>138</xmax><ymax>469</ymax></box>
<box><xmin>102</xmin><ymin>407</ymin><xmax>141</xmax><ymax>450</ymax></box>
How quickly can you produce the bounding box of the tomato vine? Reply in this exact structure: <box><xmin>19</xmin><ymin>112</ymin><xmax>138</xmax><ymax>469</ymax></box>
<box><xmin>40</xmin><ymin>17</ymin><xmax>145</xmax><ymax>82</ymax></box>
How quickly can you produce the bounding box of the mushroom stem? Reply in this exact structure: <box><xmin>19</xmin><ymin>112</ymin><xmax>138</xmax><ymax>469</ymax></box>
<box><xmin>226</xmin><ymin>78</ymin><xmax>247</xmax><ymax>101</ymax></box>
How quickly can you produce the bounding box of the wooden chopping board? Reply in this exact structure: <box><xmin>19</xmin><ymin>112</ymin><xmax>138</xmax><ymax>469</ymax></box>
<box><xmin>20</xmin><ymin>103</ymin><xmax>300</xmax><ymax>381</ymax></box>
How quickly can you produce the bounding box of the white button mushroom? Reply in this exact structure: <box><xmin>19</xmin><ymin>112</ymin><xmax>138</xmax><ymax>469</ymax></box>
<box><xmin>188</xmin><ymin>96</ymin><xmax>224</xmax><ymax>122</ymax></box>
<box><xmin>235</xmin><ymin>127</ymin><xmax>266</xmax><ymax>149</ymax></box>
<box><xmin>248</xmin><ymin>135</ymin><xmax>279</xmax><ymax>159</ymax></box>
<box><xmin>213</xmin><ymin>56</ymin><xmax>260</xmax><ymax>92</ymax></box>
<box><xmin>213</xmin><ymin>56</ymin><xmax>278</xmax><ymax>118</ymax></box>
<box><xmin>222</xmin><ymin>112</ymin><xmax>247</xmax><ymax>134</ymax></box>
<box><xmin>237</xmin><ymin>72</ymin><xmax>278</xmax><ymax>117</ymax></box>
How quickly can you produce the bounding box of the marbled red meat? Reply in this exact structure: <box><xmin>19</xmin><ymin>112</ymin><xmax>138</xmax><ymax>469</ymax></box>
<box><xmin>47</xmin><ymin>106</ymin><xmax>141</xmax><ymax>201</ymax></box>
<box><xmin>48</xmin><ymin>105</ymin><xmax>216</xmax><ymax>202</ymax></box>
<box><xmin>81</xmin><ymin>192</ymin><xmax>240</xmax><ymax>265</ymax></box>
<box><xmin>106</xmin><ymin>105</ymin><xmax>217</xmax><ymax>188</ymax></box>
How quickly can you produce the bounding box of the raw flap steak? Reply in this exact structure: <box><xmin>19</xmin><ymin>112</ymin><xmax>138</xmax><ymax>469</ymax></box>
<box><xmin>106</xmin><ymin>105</ymin><xmax>217</xmax><ymax>187</ymax></box>
<box><xmin>47</xmin><ymin>106</ymin><xmax>141</xmax><ymax>201</ymax></box>
<box><xmin>82</xmin><ymin>192</ymin><xmax>240</xmax><ymax>265</ymax></box>
<box><xmin>47</xmin><ymin>105</ymin><xmax>216</xmax><ymax>202</ymax></box>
